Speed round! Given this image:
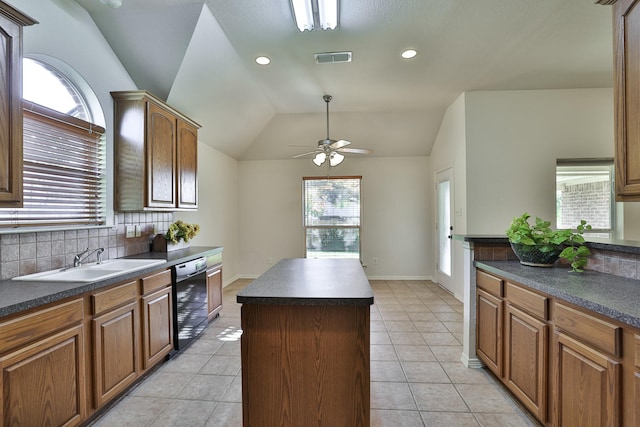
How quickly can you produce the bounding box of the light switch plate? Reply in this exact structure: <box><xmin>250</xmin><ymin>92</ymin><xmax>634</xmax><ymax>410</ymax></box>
<box><xmin>125</xmin><ymin>225</ymin><xmax>135</xmax><ymax>238</ymax></box>
<box><xmin>134</xmin><ymin>225</ymin><xmax>141</xmax><ymax>237</ymax></box>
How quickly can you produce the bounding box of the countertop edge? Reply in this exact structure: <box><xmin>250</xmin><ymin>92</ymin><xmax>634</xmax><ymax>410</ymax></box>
<box><xmin>475</xmin><ymin>260</ymin><xmax>640</xmax><ymax>329</ymax></box>
<box><xmin>0</xmin><ymin>246</ymin><xmax>223</xmax><ymax>318</ymax></box>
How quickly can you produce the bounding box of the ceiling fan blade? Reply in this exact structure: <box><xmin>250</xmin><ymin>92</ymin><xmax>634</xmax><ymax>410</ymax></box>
<box><xmin>337</xmin><ymin>147</ymin><xmax>373</xmax><ymax>154</ymax></box>
<box><xmin>330</xmin><ymin>139</ymin><xmax>351</xmax><ymax>150</ymax></box>
<box><xmin>292</xmin><ymin>151</ymin><xmax>319</xmax><ymax>158</ymax></box>
<box><xmin>288</xmin><ymin>144</ymin><xmax>317</xmax><ymax>148</ymax></box>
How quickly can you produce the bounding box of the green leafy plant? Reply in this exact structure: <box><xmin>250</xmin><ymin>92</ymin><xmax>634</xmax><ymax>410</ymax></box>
<box><xmin>165</xmin><ymin>220</ymin><xmax>200</xmax><ymax>244</ymax></box>
<box><xmin>506</xmin><ymin>213</ymin><xmax>592</xmax><ymax>272</ymax></box>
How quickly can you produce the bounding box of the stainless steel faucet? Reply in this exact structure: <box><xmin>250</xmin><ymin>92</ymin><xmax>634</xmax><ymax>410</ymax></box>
<box><xmin>73</xmin><ymin>247</ymin><xmax>104</xmax><ymax>267</ymax></box>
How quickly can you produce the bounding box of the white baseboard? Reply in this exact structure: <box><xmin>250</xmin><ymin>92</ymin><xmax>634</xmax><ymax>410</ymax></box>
<box><xmin>365</xmin><ymin>275</ymin><xmax>434</xmax><ymax>281</ymax></box>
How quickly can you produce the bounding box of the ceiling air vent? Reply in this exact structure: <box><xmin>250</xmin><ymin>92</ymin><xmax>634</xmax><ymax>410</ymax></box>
<box><xmin>314</xmin><ymin>51</ymin><xmax>352</xmax><ymax>64</ymax></box>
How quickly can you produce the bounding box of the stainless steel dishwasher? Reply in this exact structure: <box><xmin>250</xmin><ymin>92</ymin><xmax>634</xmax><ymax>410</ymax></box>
<box><xmin>172</xmin><ymin>256</ymin><xmax>208</xmax><ymax>351</ymax></box>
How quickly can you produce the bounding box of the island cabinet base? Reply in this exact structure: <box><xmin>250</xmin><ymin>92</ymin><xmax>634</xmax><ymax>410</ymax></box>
<box><xmin>240</xmin><ymin>303</ymin><xmax>370</xmax><ymax>427</ymax></box>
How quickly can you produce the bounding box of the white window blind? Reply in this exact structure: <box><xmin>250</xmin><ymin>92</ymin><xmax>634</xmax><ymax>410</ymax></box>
<box><xmin>303</xmin><ymin>176</ymin><xmax>361</xmax><ymax>259</ymax></box>
<box><xmin>0</xmin><ymin>103</ymin><xmax>106</xmax><ymax>227</ymax></box>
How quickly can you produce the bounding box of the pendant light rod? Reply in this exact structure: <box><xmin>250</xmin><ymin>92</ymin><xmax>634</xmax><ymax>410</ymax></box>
<box><xmin>323</xmin><ymin>94</ymin><xmax>332</xmax><ymax>142</ymax></box>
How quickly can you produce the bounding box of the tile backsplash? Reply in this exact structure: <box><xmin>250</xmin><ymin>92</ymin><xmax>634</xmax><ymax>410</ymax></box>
<box><xmin>0</xmin><ymin>212</ymin><xmax>173</xmax><ymax>280</ymax></box>
<box><xmin>474</xmin><ymin>242</ymin><xmax>640</xmax><ymax>281</ymax></box>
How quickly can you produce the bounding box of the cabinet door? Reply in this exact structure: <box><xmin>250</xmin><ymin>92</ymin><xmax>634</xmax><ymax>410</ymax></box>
<box><xmin>553</xmin><ymin>331</ymin><xmax>621</xmax><ymax>427</ymax></box>
<box><xmin>476</xmin><ymin>288</ymin><xmax>502</xmax><ymax>376</ymax></box>
<box><xmin>177</xmin><ymin>119</ymin><xmax>198</xmax><ymax>209</ymax></box>
<box><xmin>505</xmin><ymin>304</ymin><xmax>548</xmax><ymax>423</ymax></box>
<box><xmin>93</xmin><ymin>301</ymin><xmax>139</xmax><ymax>408</ymax></box>
<box><xmin>146</xmin><ymin>101</ymin><xmax>176</xmax><ymax>208</ymax></box>
<box><xmin>614</xmin><ymin>0</ymin><xmax>640</xmax><ymax>200</ymax></box>
<box><xmin>207</xmin><ymin>265</ymin><xmax>223</xmax><ymax>320</ymax></box>
<box><xmin>142</xmin><ymin>286</ymin><xmax>173</xmax><ymax>369</ymax></box>
<box><xmin>0</xmin><ymin>324</ymin><xmax>85</xmax><ymax>426</ymax></box>
<box><xmin>0</xmin><ymin>7</ymin><xmax>29</xmax><ymax>207</ymax></box>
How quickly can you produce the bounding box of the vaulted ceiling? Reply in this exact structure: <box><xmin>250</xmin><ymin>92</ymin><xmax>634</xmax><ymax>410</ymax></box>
<box><xmin>74</xmin><ymin>0</ymin><xmax>614</xmax><ymax>161</ymax></box>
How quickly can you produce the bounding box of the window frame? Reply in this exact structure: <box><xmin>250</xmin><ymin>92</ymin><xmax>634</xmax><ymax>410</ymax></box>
<box><xmin>556</xmin><ymin>158</ymin><xmax>615</xmax><ymax>235</ymax></box>
<box><xmin>303</xmin><ymin>176</ymin><xmax>363</xmax><ymax>260</ymax></box>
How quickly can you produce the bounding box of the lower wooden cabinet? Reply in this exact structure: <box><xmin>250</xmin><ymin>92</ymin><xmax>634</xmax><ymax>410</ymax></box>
<box><xmin>553</xmin><ymin>332</ymin><xmax>621</xmax><ymax>427</ymax></box>
<box><xmin>505</xmin><ymin>304</ymin><xmax>548</xmax><ymax>421</ymax></box>
<box><xmin>142</xmin><ymin>286</ymin><xmax>173</xmax><ymax>368</ymax></box>
<box><xmin>92</xmin><ymin>300</ymin><xmax>139</xmax><ymax>408</ymax></box>
<box><xmin>0</xmin><ymin>324</ymin><xmax>85</xmax><ymax>427</ymax></box>
<box><xmin>476</xmin><ymin>288</ymin><xmax>503</xmax><ymax>376</ymax></box>
<box><xmin>0</xmin><ymin>298</ymin><xmax>85</xmax><ymax>427</ymax></box>
<box><xmin>476</xmin><ymin>269</ymin><xmax>638</xmax><ymax>426</ymax></box>
<box><xmin>206</xmin><ymin>264</ymin><xmax>223</xmax><ymax>320</ymax></box>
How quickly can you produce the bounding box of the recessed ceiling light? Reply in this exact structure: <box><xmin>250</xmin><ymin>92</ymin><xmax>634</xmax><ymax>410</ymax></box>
<box><xmin>255</xmin><ymin>56</ymin><xmax>271</xmax><ymax>65</ymax></box>
<box><xmin>401</xmin><ymin>49</ymin><xmax>418</xmax><ymax>59</ymax></box>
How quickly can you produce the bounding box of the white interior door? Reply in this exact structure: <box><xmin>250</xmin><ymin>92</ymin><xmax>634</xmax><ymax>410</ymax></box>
<box><xmin>436</xmin><ymin>168</ymin><xmax>454</xmax><ymax>289</ymax></box>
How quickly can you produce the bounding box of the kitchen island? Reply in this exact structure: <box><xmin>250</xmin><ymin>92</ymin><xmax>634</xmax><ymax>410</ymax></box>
<box><xmin>236</xmin><ymin>258</ymin><xmax>373</xmax><ymax>427</ymax></box>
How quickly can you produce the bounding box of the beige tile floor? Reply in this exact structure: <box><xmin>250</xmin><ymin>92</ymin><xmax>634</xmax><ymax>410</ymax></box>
<box><xmin>90</xmin><ymin>279</ymin><xmax>541</xmax><ymax>427</ymax></box>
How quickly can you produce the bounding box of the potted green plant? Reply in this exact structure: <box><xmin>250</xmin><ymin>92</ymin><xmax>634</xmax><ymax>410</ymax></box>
<box><xmin>152</xmin><ymin>220</ymin><xmax>200</xmax><ymax>252</ymax></box>
<box><xmin>506</xmin><ymin>213</ymin><xmax>592</xmax><ymax>272</ymax></box>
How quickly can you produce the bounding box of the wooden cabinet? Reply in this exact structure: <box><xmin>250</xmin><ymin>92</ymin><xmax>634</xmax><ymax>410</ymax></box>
<box><xmin>140</xmin><ymin>270</ymin><xmax>173</xmax><ymax>369</ymax></box>
<box><xmin>504</xmin><ymin>283</ymin><xmax>549</xmax><ymax>422</ymax></box>
<box><xmin>476</xmin><ymin>272</ymin><xmax>549</xmax><ymax>423</ymax></box>
<box><xmin>206</xmin><ymin>263</ymin><xmax>223</xmax><ymax>321</ymax></box>
<box><xmin>111</xmin><ymin>90</ymin><xmax>200</xmax><ymax>211</ymax></box>
<box><xmin>476</xmin><ymin>270</ymin><xmax>504</xmax><ymax>376</ymax></box>
<box><xmin>476</xmin><ymin>268</ymin><xmax>638</xmax><ymax>426</ymax></box>
<box><xmin>0</xmin><ymin>298</ymin><xmax>85</xmax><ymax>426</ymax></box>
<box><xmin>0</xmin><ymin>3</ymin><xmax>36</xmax><ymax>207</ymax></box>
<box><xmin>612</xmin><ymin>0</ymin><xmax>640</xmax><ymax>200</ymax></box>
<box><xmin>91</xmin><ymin>281</ymin><xmax>139</xmax><ymax>408</ymax></box>
<box><xmin>552</xmin><ymin>303</ymin><xmax>622</xmax><ymax>427</ymax></box>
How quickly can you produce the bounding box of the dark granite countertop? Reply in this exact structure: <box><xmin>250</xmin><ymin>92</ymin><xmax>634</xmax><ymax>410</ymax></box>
<box><xmin>237</xmin><ymin>258</ymin><xmax>374</xmax><ymax>306</ymax></box>
<box><xmin>476</xmin><ymin>260</ymin><xmax>640</xmax><ymax>329</ymax></box>
<box><xmin>454</xmin><ymin>234</ymin><xmax>640</xmax><ymax>255</ymax></box>
<box><xmin>0</xmin><ymin>246</ymin><xmax>222</xmax><ymax>318</ymax></box>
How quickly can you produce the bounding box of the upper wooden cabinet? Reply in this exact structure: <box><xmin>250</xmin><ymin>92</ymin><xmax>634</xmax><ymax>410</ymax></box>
<box><xmin>111</xmin><ymin>91</ymin><xmax>200</xmax><ymax>211</ymax></box>
<box><xmin>0</xmin><ymin>3</ymin><xmax>36</xmax><ymax>208</ymax></box>
<box><xmin>612</xmin><ymin>0</ymin><xmax>640</xmax><ymax>200</ymax></box>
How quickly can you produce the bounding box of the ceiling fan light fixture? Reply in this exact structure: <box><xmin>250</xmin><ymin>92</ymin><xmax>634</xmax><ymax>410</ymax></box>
<box><xmin>329</xmin><ymin>152</ymin><xmax>344</xmax><ymax>166</ymax></box>
<box><xmin>313</xmin><ymin>152</ymin><xmax>327</xmax><ymax>166</ymax></box>
<box><xmin>290</xmin><ymin>0</ymin><xmax>338</xmax><ymax>32</ymax></box>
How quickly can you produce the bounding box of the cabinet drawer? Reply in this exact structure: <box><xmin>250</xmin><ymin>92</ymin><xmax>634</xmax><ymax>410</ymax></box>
<box><xmin>141</xmin><ymin>269</ymin><xmax>171</xmax><ymax>295</ymax></box>
<box><xmin>505</xmin><ymin>282</ymin><xmax>549</xmax><ymax>320</ymax></box>
<box><xmin>92</xmin><ymin>281</ymin><xmax>137</xmax><ymax>315</ymax></box>
<box><xmin>0</xmin><ymin>298</ymin><xmax>83</xmax><ymax>353</ymax></box>
<box><xmin>477</xmin><ymin>270</ymin><xmax>503</xmax><ymax>298</ymax></box>
<box><xmin>554</xmin><ymin>303</ymin><xmax>622</xmax><ymax>357</ymax></box>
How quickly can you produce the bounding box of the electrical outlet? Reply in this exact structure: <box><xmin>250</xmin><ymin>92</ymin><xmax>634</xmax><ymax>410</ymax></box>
<box><xmin>134</xmin><ymin>225</ymin><xmax>141</xmax><ymax>237</ymax></box>
<box><xmin>373</xmin><ymin>257</ymin><xmax>378</xmax><ymax>265</ymax></box>
<box><xmin>125</xmin><ymin>225</ymin><xmax>135</xmax><ymax>238</ymax></box>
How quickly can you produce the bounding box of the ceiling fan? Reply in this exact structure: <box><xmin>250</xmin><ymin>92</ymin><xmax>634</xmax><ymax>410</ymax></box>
<box><xmin>292</xmin><ymin>95</ymin><xmax>372</xmax><ymax>167</ymax></box>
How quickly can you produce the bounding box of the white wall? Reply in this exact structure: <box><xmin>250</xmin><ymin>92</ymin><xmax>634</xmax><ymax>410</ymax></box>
<box><xmin>237</xmin><ymin>157</ymin><xmax>432</xmax><ymax>279</ymax></box>
<box><xmin>174</xmin><ymin>144</ymin><xmax>240</xmax><ymax>285</ymax></box>
<box><xmin>465</xmin><ymin>88</ymin><xmax>615</xmax><ymax>234</ymax></box>
<box><xmin>429</xmin><ymin>94</ymin><xmax>468</xmax><ymax>299</ymax></box>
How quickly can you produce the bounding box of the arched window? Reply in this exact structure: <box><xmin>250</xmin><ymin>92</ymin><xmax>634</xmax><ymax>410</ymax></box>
<box><xmin>23</xmin><ymin>58</ymin><xmax>90</xmax><ymax>121</ymax></box>
<box><xmin>0</xmin><ymin>58</ymin><xmax>106</xmax><ymax>228</ymax></box>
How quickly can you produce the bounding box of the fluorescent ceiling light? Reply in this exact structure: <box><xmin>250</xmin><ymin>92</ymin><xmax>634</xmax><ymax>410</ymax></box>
<box><xmin>291</xmin><ymin>0</ymin><xmax>339</xmax><ymax>32</ymax></box>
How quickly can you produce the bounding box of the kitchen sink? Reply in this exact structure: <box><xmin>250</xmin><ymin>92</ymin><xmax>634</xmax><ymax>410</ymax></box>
<box><xmin>12</xmin><ymin>259</ymin><xmax>167</xmax><ymax>282</ymax></box>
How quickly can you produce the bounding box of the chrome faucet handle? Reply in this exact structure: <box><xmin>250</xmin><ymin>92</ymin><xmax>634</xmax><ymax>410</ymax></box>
<box><xmin>96</xmin><ymin>248</ymin><xmax>105</xmax><ymax>264</ymax></box>
<box><xmin>73</xmin><ymin>248</ymin><xmax>90</xmax><ymax>267</ymax></box>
